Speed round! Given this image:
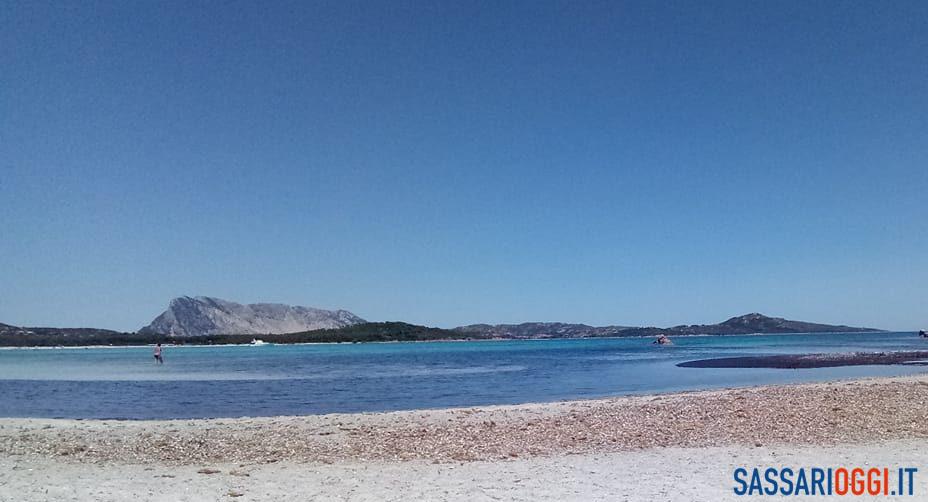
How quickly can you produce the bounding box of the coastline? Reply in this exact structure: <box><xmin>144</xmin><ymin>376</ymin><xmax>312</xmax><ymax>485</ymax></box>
<box><xmin>0</xmin><ymin>329</ymin><xmax>909</xmax><ymax>350</ymax></box>
<box><xmin>2</xmin><ymin>374</ymin><xmax>927</xmax><ymax>501</ymax></box>
<box><xmin>3</xmin><ymin>373</ymin><xmax>926</xmax><ymax>464</ymax></box>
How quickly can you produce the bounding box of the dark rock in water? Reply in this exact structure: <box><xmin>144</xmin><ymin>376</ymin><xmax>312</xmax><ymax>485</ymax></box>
<box><xmin>139</xmin><ymin>296</ymin><xmax>365</xmax><ymax>336</ymax></box>
<box><xmin>678</xmin><ymin>351</ymin><xmax>928</xmax><ymax>369</ymax></box>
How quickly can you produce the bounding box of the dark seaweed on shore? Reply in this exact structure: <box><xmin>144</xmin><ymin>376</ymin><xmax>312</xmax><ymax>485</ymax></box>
<box><xmin>678</xmin><ymin>351</ymin><xmax>928</xmax><ymax>369</ymax></box>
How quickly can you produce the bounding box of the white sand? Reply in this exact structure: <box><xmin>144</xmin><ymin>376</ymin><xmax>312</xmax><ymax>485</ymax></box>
<box><xmin>2</xmin><ymin>440</ymin><xmax>926</xmax><ymax>502</ymax></box>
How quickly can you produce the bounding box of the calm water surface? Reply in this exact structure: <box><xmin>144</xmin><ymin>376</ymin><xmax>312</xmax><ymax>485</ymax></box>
<box><xmin>1</xmin><ymin>332</ymin><xmax>925</xmax><ymax>419</ymax></box>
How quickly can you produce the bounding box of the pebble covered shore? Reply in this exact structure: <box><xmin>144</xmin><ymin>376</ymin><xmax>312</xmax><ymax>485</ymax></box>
<box><xmin>2</xmin><ymin>375</ymin><xmax>926</xmax><ymax>465</ymax></box>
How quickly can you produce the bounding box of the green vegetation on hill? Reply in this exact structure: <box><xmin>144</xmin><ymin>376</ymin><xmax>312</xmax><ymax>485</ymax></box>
<box><xmin>260</xmin><ymin>322</ymin><xmax>483</xmax><ymax>344</ymax></box>
<box><xmin>0</xmin><ymin>313</ymin><xmax>882</xmax><ymax>347</ymax></box>
<box><xmin>0</xmin><ymin>322</ymin><xmax>482</xmax><ymax>347</ymax></box>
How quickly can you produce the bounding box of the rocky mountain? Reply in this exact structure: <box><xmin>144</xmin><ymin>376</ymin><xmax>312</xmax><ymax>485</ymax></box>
<box><xmin>455</xmin><ymin>313</ymin><xmax>880</xmax><ymax>339</ymax></box>
<box><xmin>139</xmin><ymin>296</ymin><xmax>365</xmax><ymax>336</ymax></box>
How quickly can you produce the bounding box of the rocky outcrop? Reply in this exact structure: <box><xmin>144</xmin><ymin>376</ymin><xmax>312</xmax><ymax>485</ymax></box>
<box><xmin>139</xmin><ymin>296</ymin><xmax>365</xmax><ymax>336</ymax></box>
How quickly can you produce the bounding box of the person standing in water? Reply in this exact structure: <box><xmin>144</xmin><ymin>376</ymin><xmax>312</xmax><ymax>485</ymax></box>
<box><xmin>153</xmin><ymin>343</ymin><xmax>164</xmax><ymax>364</ymax></box>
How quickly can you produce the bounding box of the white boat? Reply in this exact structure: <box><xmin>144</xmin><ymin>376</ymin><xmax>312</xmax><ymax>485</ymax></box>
<box><xmin>250</xmin><ymin>339</ymin><xmax>268</xmax><ymax>346</ymax></box>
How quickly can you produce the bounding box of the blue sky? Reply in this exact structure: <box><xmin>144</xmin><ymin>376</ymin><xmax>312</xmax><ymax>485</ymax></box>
<box><xmin>2</xmin><ymin>1</ymin><xmax>926</xmax><ymax>331</ymax></box>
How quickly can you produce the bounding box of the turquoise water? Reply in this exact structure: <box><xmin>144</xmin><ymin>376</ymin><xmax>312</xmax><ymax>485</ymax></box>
<box><xmin>0</xmin><ymin>332</ymin><xmax>925</xmax><ymax>419</ymax></box>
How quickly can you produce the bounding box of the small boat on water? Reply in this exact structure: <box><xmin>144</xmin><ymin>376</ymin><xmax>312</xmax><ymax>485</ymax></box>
<box><xmin>250</xmin><ymin>338</ymin><xmax>268</xmax><ymax>346</ymax></box>
<box><xmin>653</xmin><ymin>334</ymin><xmax>673</xmax><ymax>346</ymax></box>
<box><xmin>919</xmin><ymin>330</ymin><xmax>927</xmax><ymax>339</ymax></box>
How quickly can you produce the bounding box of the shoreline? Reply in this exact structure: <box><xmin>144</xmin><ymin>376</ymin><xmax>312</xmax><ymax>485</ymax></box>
<box><xmin>3</xmin><ymin>373</ymin><xmax>926</xmax><ymax>465</ymax></box>
<box><xmin>0</xmin><ymin>329</ymin><xmax>908</xmax><ymax>350</ymax></box>
<box><xmin>4</xmin><ymin>374</ymin><xmax>927</xmax><ymax>500</ymax></box>
<box><xmin>3</xmin><ymin>370</ymin><xmax>926</xmax><ymax>420</ymax></box>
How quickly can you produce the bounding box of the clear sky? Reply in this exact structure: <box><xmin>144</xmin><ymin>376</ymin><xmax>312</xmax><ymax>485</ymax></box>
<box><xmin>2</xmin><ymin>1</ymin><xmax>926</xmax><ymax>332</ymax></box>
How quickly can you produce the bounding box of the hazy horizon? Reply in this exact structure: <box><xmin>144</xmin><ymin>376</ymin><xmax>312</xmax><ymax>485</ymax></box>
<box><xmin>3</xmin><ymin>1</ymin><xmax>926</xmax><ymax>332</ymax></box>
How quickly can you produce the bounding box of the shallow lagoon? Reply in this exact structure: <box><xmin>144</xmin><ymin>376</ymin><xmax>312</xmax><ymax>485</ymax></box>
<box><xmin>1</xmin><ymin>332</ymin><xmax>925</xmax><ymax>419</ymax></box>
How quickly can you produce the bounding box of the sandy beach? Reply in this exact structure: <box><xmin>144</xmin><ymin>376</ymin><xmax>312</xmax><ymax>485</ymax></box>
<box><xmin>2</xmin><ymin>374</ymin><xmax>927</xmax><ymax>501</ymax></box>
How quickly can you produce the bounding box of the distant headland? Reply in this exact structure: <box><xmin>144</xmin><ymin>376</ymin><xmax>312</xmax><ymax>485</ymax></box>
<box><xmin>0</xmin><ymin>296</ymin><xmax>882</xmax><ymax>347</ymax></box>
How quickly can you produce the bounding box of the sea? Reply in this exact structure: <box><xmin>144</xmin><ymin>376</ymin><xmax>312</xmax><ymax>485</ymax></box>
<box><xmin>0</xmin><ymin>332</ymin><xmax>925</xmax><ymax>419</ymax></box>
